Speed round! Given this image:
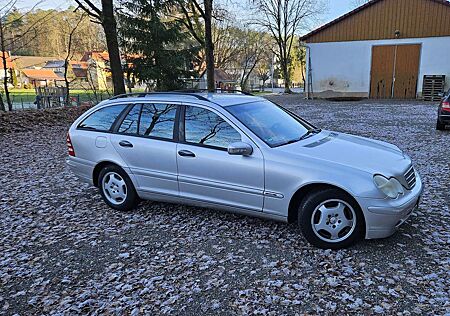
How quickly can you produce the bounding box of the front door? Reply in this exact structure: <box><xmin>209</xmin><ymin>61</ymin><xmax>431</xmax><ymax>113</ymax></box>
<box><xmin>176</xmin><ymin>105</ymin><xmax>264</xmax><ymax>211</ymax></box>
<box><xmin>111</xmin><ymin>102</ymin><xmax>179</xmax><ymax>197</ymax></box>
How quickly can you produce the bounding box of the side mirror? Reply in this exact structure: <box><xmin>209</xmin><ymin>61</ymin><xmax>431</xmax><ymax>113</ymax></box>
<box><xmin>438</xmin><ymin>92</ymin><xmax>444</xmax><ymax>98</ymax></box>
<box><xmin>227</xmin><ymin>142</ymin><xmax>253</xmax><ymax>156</ymax></box>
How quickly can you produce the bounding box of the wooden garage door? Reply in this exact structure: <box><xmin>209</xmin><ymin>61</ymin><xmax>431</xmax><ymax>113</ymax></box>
<box><xmin>370</xmin><ymin>45</ymin><xmax>396</xmax><ymax>99</ymax></box>
<box><xmin>370</xmin><ymin>44</ymin><xmax>421</xmax><ymax>99</ymax></box>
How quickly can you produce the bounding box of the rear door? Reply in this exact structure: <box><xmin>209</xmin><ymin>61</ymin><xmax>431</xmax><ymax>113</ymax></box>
<box><xmin>176</xmin><ymin>104</ymin><xmax>264</xmax><ymax>211</ymax></box>
<box><xmin>110</xmin><ymin>102</ymin><xmax>179</xmax><ymax>197</ymax></box>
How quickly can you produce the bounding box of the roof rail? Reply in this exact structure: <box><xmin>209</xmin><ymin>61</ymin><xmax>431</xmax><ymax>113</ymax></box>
<box><xmin>109</xmin><ymin>91</ymin><xmax>210</xmax><ymax>101</ymax></box>
<box><xmin>172</xmin><ymin>89</ymin><xmax>254</xmax><ymax>96</ymax></box>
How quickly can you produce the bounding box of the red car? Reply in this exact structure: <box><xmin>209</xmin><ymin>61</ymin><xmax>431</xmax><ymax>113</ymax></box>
<box><xmin>437</xmin><ymin>88</ymin><xmax>450</xmax><ymax>130</ymax></box>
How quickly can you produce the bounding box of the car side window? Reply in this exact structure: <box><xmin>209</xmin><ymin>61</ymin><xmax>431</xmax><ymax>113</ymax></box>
<box><xmin>184</xmin><ymin>105</ymin><xmax>241</xmax><ymax>149</ymax></box>
<box><xmin>118</xmin><ymin>104</ymin><xmax>142</xmax><ymax>134</ymax></box>
<box><xmin>139</xmin><ymin>103</ymin><xmax>177</xmax><ymax>140</ymax></box>
<box><xmin>78</xmin><ymin>104</ymin><xmax>127</xmax><ymax>131</ymax></box>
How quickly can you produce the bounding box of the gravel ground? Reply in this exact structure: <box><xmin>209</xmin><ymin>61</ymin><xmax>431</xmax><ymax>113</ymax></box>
<box><xmin>1</xmin><ymin>96</ymin><xmax>449</xmax><ymax>315</ymax></box>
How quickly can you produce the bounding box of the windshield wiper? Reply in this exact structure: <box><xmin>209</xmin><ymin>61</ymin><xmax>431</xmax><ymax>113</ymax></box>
<box><xmin>299</xmin><ymin>128</ymin><xmax>322</xmax><ymax>141</ymax></box>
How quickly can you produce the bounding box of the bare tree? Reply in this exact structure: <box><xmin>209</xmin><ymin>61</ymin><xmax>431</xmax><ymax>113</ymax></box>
<box><xmin>256</xmin><ymin>51</ymin><xmax>271</xmax><ymax>91</ymax></box>
<box><xmin>212</xmin><ymin>13</ymin><xmax>242</xmax><ymax>70</ymax></box>
<box><xmin>173</xmin><ymin>0</ymin><xmax>215</xmax><ymax>91</ymax></box>
<box><xmin>238</xmin><ymin>30</ymin><xmax>266</xmax><ymax>91</ymax></box>
<box><xmin>251</xmin><ymin>0</ymin><xmax>324</xmax><ymax>93</ymax></box>
<box><xmin>74</xmin><ymin>0</ymin><xmax>126</xmax><ymax>95</ymax></box>
<box><xmin>0</xmin><ymin>0</ymin><xmax>52</xmax><ymax>111</ymax></box>
<box><xmin>63</xmin><ymin>13</ymin><xmax>86</xmax><ymax>106</ymax></box>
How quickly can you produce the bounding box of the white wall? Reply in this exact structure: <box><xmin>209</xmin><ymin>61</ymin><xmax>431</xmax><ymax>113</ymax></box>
<box><xmin>306</xmin><ymin>36</ymin><xmax>450</xmax><ymax>97</ymax></box>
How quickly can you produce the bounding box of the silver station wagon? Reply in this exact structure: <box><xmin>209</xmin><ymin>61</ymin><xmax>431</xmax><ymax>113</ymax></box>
<box><xmin>67</xmin><ymin>92</ymin><xmax>423</xmax><ymax>249</ymax></box>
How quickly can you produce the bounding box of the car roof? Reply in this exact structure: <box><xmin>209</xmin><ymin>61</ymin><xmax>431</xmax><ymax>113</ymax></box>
<box><xmin>102</xmin><ymin>92</ymin><xmax>265</xmax><ymax>108</ymax></box>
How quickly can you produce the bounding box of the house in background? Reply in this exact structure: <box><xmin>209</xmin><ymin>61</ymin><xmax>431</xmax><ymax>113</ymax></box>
<box><xmin>301</xmin><ymin>0</ymin><xmax>450</xmax><ymax>99</ymax></box>
<box><xmin>0</xmin><ymin>52</ymin><xmax>17</xmax><ymax>87</ymax></box>
<box><xmin>21</xmin><ymin>69</ymin><xmax>62</xmax><ymax>87</ymax></box>
<box><xmin>43</xmin><ymin>60</ymin><xmax>66</xmax><ymax>78</ymax></box>
<box><xmin>81</xmin><ymin>51</ymin><xmax>112</xmax><ymax>91</ymax></box>
<box><xmin>197</xmin><ymin>69</ymin><xmax>237</xmax><ymax>90</ymax></box>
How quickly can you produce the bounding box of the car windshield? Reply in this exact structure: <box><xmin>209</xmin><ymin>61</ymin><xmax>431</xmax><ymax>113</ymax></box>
<box><xmin>227</xmin><ymin>100</ymin><xmax>314</xmax><ymax>147</ymax></box>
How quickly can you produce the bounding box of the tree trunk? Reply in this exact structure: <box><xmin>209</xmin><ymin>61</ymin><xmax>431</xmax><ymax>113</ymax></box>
<box><xmin>0</xmin><ymin>19</ymin><xmax>12</xmax><ymax>111</ymax></box>
<box><xmin>101</xmin><ymin>0</ymin><xmax>126</xmax><ymax>95</ymax></box>
<box><xmin>0</xmin><ymin>93</ymin><xmax>4</xmax><ymax>111</ymax></box>
<box><xmin>282</xmin><ymin>60</ymin><xmax>291</xmax><ymax>94</ymax></box>
<box><xmin>64</xmin><ymin>59</ymin><xmax>70</xmax><ymax>106</ymax></box>
<box><xmin>204</xmin><ymin>0</ymin><xmax>215</xmax><ymax>92</ymax></box>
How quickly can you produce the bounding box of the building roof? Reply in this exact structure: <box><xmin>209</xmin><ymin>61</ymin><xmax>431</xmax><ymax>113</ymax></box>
<box><xmin>200</xmin><ymin>69</ymin><xmax>235</xmax><ymax>82</ymax></box>
<box><xmin>0</xmin><ymin>51</ymin><xmax>15</xmax><ymax>69</ymax></box>
<box><xmin>72</xmin><ymin>68</ymin><xmax>88</xmax><ymax>78</ymax></box>
<box><xmin>70</xmin><ymin>60</ymin><xmax>88</xmax><ymax>69</ymax></box>
<box><xmin>81</xmin><ymin>51</ymin><xmax>109</xmax><ymax>62</ymax></box>
<box><xmin>300</xmin><ymin>0</ymin><xmax>450</xmax><ymax>43</ymax></box>
<box><xmin>12</xmin><ymin>55</ymin><xmax>58</xmax><ymax>70</ymax></box>
<box><xmin>21</xmin><ymin>69</ymin><xmax>61</xmax><ymax>81</ymax></box>
<box><xmin>43</xmin><ymin>60</ymin><xmax>66</xmax><ymax>68</ymax></box>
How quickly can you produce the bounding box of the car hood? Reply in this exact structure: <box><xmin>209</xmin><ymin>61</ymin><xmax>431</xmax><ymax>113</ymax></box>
<box><xmin>277</xmin><ymin>131</ymin><xmax>411</xmax><ymax>176</ymax></box>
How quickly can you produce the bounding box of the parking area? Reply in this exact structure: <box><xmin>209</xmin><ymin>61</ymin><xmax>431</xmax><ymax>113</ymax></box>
<box><xmin>1</xmin><ymin>96</ymin><xmax>449</xmax><ymax>315</ymax></box>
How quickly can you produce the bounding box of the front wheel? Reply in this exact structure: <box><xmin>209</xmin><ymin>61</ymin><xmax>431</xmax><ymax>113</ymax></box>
<box><xmin>98</xmin><ymin>165</ymin><xmax>139</xmax><ymax>211</ymax></box>
<box><xmin>298</xmin><ymin>189</ymin><xmax>364</xmax><ymax>249</ymax></box>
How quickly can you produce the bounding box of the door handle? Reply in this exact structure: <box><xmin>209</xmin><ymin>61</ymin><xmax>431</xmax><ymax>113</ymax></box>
<box><xmin>119</xmin><ymin>140</ymin><xmax>133</xmax><ymax>148</ymax></box>
<box><xmin>178</xmin><ymin>150</ymin><xmax>195</xmax><ymax>157</ymax></box>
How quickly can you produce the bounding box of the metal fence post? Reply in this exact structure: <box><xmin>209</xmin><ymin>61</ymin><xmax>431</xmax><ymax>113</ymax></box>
<box><xmin>21</xmin><ymin>98</ymin><xmax>24</xmax><ymax>110</ymax></box>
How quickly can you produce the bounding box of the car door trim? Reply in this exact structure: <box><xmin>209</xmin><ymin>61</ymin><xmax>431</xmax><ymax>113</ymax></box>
<box><xmin>178</xmin><ymin>175</ymin><xmax>263</xmax><ymax>196</ymax></box>
<box><xmin>131</xmin><ymin>168</ymin><xmax>178</xmax><ymax>182</ymax></box>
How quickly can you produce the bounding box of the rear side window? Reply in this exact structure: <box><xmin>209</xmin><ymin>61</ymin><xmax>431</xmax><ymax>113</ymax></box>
<box><xmin>79</xmin><ymin>104</ymin><xmax>127</xmax><ymax>131</ymax></box>
<box><xmin>139</xmin><ymin>104</ymin><xmax>177</xmax><ymax>139</ymax></box>
<box><xmin>118</xmin><ymin>104</ymin><xmax>142</xmax><ymax>134</ymax></box>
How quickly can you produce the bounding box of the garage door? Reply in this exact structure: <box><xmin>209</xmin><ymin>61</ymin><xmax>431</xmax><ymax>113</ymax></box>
<box><xmin>370</xmin><ymin>44</ymin><xmax>421</xmax><ymax>99</ymax></box>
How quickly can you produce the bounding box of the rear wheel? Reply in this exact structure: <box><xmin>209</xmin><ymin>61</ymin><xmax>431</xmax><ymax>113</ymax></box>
<box><xmin>298</xmin><ymin>189</ymin><xmax>364</xmax><ymax>249</ymax></box>
<box><xmin>436</xmin><ymin>119</ymin><xmax>445</xmax><ymax>130</ymax></box>
<box><xmin>98</xmin><ymin>165</ymin><xmax>139</xmax><ymax>211</ymax></box>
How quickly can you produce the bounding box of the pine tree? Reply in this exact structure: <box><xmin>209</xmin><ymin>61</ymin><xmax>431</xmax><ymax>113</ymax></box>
<box><xmin>119</xmin><ymin>0</ymin><xmax>200</xmax><ymax>91</ymax></box>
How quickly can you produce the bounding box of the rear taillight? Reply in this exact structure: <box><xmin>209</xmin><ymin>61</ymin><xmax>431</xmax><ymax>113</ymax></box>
<box><xmin>442</xmin><ymin>101</ymin><xmax>450</xmax><ymax>112</ymax></box>
<box><xmin>67</xmin><ymin>133</ymin><xmax>75</xmax><ymax>157</ymax></box>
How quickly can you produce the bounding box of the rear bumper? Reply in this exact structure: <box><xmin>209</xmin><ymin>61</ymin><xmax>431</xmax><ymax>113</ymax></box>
<box><xmin>66</xmin><ymin>156</ymin><xmax>94</xmax><ymax>186</ymax></box>
<box><xmin>438</xmin><ymin>112</ymin><xmax>450</xmax><ymax>123</ymax></box>
<box><xmin>358</xmin><ymin>174</ymin><xmax>423</xmax><ymax>239</ymax></box>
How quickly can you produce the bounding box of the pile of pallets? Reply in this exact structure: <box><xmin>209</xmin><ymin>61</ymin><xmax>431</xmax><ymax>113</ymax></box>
<box><xmin>422</xmin><ymin>75</ymin><xmax>445</xmax><ymax>101</ymax></box>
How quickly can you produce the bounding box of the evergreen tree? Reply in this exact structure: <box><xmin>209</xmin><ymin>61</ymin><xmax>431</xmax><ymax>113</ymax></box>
<box><xmin>119</xmin><ymin>0</ymin><xmax>200</xmax><ymax>91</ymax></box>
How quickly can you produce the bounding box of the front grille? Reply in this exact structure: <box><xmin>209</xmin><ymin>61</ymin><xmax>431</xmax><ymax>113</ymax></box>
<box><xmin>404</xmin><ymin>165</ymin><xmax>416</xmax><ymax>189</ymax></box>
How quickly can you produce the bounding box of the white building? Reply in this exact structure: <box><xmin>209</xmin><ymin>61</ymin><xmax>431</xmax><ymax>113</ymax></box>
<box><xmin>301</xmin><ymin>0</ymin><xmax>450</xmax><ymax>100</ymax></box>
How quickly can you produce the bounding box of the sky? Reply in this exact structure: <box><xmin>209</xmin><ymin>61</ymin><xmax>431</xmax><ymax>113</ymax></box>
<box><xmin>15</xmin><ymin>0</ymin><xmax>358</xmax><ymax>29</ymax></box>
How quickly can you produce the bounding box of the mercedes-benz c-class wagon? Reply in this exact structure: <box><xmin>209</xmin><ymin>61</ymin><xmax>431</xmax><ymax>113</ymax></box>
<box><xmin>66</xmin><ymin>92</ymin><xmax>423</xmax><ymax>249</ymax></box>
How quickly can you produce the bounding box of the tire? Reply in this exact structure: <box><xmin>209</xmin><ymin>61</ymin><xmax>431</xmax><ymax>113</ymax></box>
<box><xmin>436</xmin><ymin>120</ymin><xmax>445</xmax><ymax>130</ymax></box>
<box><xmin>98</xmin><ymin>165</ymin><xmax>139</xmax><ymax>211</ymax></box>
<box><xmin>297</xmin><ymin>188</ymin><xmax>364</xmax><ymax>249</ymax></box>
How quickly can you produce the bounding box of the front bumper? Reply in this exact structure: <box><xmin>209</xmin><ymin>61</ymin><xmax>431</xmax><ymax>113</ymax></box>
<box><xmin>358</xmin><ymin>173</ymin><xmax>424</xmax><ymax>239</ymax></box>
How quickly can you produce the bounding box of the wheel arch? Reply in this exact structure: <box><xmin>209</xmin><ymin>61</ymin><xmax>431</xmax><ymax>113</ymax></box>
<box><xmin>93</xmin><ymin>161</ymin><xmax>127</xmax><ymax>187</ymax></box>
<box><xmin>287</xmin><ymin>182</ymin><xmax>366</xmax><ymax>232</ymax></box>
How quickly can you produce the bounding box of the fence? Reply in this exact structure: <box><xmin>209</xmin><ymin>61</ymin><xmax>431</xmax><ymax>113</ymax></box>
<box><xmin>7</xmin><ymin>90</ymin><xmax>112</xmax><ymax>111</ymax></box>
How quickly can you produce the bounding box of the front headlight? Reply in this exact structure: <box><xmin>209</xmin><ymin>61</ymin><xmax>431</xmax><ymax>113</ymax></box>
<box><xmin>373</xmin><ymin>175</ymin><xmax>404</xmax><ymax>199</ymax></box>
